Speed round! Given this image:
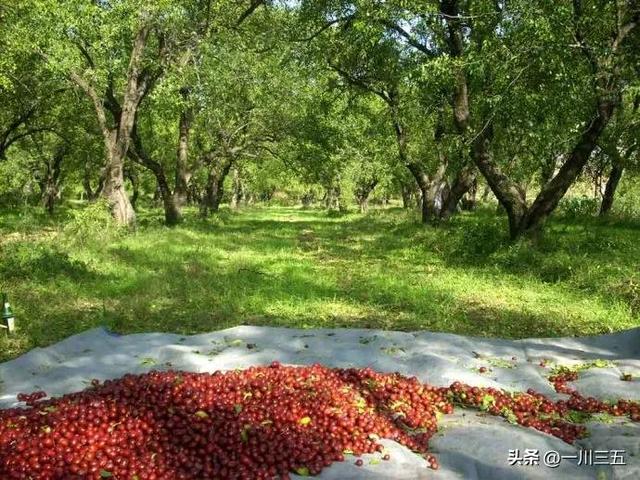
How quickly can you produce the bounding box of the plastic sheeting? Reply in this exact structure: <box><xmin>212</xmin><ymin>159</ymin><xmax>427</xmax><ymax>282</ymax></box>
<box><xmin>1</xmin><ymin>326</ymin><xmax>639</xmax><ymax>479</ymax></box>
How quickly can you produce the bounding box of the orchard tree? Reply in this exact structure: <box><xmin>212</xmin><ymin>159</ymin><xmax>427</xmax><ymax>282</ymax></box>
<box><xmin>433</xmin><ymin>0</ymin><xmax>639</xmax><ymax>237</ymax></box>
<box><xmin>598</xmin><ymin>92</ymin><xmax>639</xmax><ymax>215</ymax></box>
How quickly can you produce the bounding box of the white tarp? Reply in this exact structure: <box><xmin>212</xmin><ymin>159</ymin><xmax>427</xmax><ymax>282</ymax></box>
<box><xmin>1</xmin><ymin>326</ymin><xmax>639</xmax><ymax>479</ymax></box>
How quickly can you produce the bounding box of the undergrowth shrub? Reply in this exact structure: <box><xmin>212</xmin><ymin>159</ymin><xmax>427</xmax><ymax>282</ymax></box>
<box><xmin>559</xmin><ymin>196</ymin><xmax>599</xmax><ymax>219</ymax></box>
<box><xmin>449</xmin><ymin>216</ymin><xmax>506</xmax><ymax>260</ymax></box>
<box><xmin>62</xmin><ymin>200</ymin><xmax>123</xmax><ymax>246</ymax></box>
<box><xmin>614</xmin><ymin>179</ymin><xmax>640</xmax><ymax>219</ymax></box>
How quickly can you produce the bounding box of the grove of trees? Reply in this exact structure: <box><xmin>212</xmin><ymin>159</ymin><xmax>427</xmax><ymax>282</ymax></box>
<box><xmin>1</xmin><ymin>0</ymin><xmax>638</xmax><ymax>238</ymax></box>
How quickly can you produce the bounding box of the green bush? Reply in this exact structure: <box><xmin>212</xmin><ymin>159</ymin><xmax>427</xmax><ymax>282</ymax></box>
<box><xmin>614</xmin><ymin>178</ymin><xmax>640</xmax><ymax>219</ymax></box>
<box><xmin>450</xmin><ymin>216</ymin><xmax>506</xmax><ymax>260</ymax></box>
<box><xmin>559</xmin><ymin>196</ymin><xmax>599</xmax><ymax>219</ymax></box>
<box><xmin>62</xmin><ymin>200</ymin><xmax>122</xmax><ymax>246</ymax></box>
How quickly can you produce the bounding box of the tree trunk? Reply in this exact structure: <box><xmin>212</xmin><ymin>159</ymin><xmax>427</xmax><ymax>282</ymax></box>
<box><xmin>125</xmin><ymin>167</ymin><xmax>139</xmax><ymax>211</ymax></box>
<box><xmin>325</xmin><ymin>183</ymin><xmax>342</xmax><ymax>211</ymax></box>
<box><xmin>401</xmin><ymin>189</ymin><xmax>411</xmax><ymax>209</ymax></box>
<box><xmin>519</xmin><ymin>100</ymin><xmax>615</xmax><ymax>235</ymax></box>
<box><xmin>301</xmin><ymin>190</ymin><xmax>314</xmax><ymax>208</ymax></box>
<box><xmin>440</xmin><ymin>165</ymin><xmax>477</xmax><ymax>219</ymax></box>
<box><xmin>201</xmin><ymin>156</ymin><xmax>233</xmax><ymax>217</ymax></box>
<box><xmin>230</xmin><ymin>166</ymin><xmax>242</xmax><ymax>209</ymax></box>
<box><xmin>41</xmin><ymin>145</ymin><xmax>65</xmax><ymax>215</ymax></box>
<box><xmin>82</xmin><ymin>161</ymin><xmax>95</xmax><ymax>201</ymax></box>
<box><xmin>390</xmin><ymin>103</ymin><xmax>438</xmax><ymax>223</ymax></box>
<box><xmin>69</xmin><ymin>23</ymin><xmax>154</xmax><ymax>227</ymax></box>
<box><xmin>599</xmin><ymin>161</ymin><xmax>624</xmax><ymax>216</ymax></box>
<box><xmin>355</xmin><ymin>179</ymin><xmax>378</xmax><ymax>214</ymax></box>
<box><xmin>461</xmin><ymin>177</ymin><xmax>478</xmax><ymax>210</ymax></box>
<box><xmin>173</xmin><ymin>90</ymin><xmax>192</xmax><ymax>212</ymax></box>
<box><xmin>400</xmin><ymin>183</ymin><xmax>413</xmax><ymax>209</ymax></box>
<box><xmin>471</xmin><ymin>131</ymin><xmax>528</xmax><ymax>238</ymax></box>
<box><xmin>152</xmin><ymin>182</ymin><xmax>162</xmax><ymax>207</ymax></box>
<box><xmin>41</xmin><ymin>178</ymin><xmax>58</xmax><ymax>215</ymax></box>
<box><xmin>102</xmin><ymin>143</ymin><xmax>136</xmax><ymax>226</ymax></box>
<box><xmin>188</xmin><ymin>183</ymin><xmax>201</xmax><ymax>204</ymax></box>
<box><xmin>157</xmin><ymin>170</ymin><xmax>181</xmax><ymax>226</ymax></box>
<box><xmin>129</xmin><ymin>123</ymin><xmax>182</xmax><ymax>226</ymax></box>
<box><xmin>406</xmin><ymin>169</ymin><xmax>430</xmax><ymax>223</ymax></box>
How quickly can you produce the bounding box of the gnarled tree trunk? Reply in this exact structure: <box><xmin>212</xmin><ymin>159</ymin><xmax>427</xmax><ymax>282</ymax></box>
<box><xmin>69</xmin><ymin>23</ymin><xmax>155</xmax><ymax>227</ymax></box>
<box><xmin>440</xmin><ymin>165</ymin><xmax>477</xmax><ymax>219</ymax></box>
<box><xmin>102</xmin><ymin>139</ymin><xmax>136</xmax><ymax>225</ymax></box>
<box><xmin>355</xmin><ymin>179</ymin><xmax>378</xmax><ymax>213</ymax></box>
<box><xmin>200</xmin><ymin>155</ymin><xmax>234</xmax><ymax>217</ymax></box>
<box><xmin>440</xmin><ymin>0</ymin><xmax>631</xmax><ymax>239</ymax></box>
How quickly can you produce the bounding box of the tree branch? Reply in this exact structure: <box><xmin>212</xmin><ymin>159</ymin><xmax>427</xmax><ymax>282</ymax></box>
<box><xmin>67</xmin><ymin>70</ymin><xmax>112</xmax><ymax>142</ymax></box>
<box><xmin>381</xmin><ymin>19</ymin><xmax>437</xmax><ymax>57</ymax></box>
<box><xmin>237</xmin><ymin>0</ymin><xmax>264</xmax><ymax>26</ymax></box>
<box><xmin>328</xmin><ymin>62</ymin><xmax>392</xmax><ymax>105</ymax></box>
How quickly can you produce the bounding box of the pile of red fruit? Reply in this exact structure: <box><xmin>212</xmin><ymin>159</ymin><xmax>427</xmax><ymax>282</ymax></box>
<box><xmin>548</xmin><ymin>368</ymin><xmax>640</xmax><ymax>421</ymax></box>
<box><xmin>0</xmin><ymin>362</ymin><xmax>638</xmax><ymax>479</ymax></box>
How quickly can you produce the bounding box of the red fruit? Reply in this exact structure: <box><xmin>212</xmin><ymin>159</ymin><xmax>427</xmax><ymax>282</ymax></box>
<box><xmin>1</xmin><ymin>364</ymin><xmax>636</xmax><ymax>479</ymax></box>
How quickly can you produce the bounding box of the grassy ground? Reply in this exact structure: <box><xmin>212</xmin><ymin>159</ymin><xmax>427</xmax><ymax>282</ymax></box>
<box><xmin>0</xmin><ymin>204</ymin><xmax>639</xmax><ymax>361</ymax></box>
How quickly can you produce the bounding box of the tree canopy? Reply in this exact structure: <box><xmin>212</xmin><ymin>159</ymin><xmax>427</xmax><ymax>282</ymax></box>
<box><xmin>0</xmin><ymin>0</ymin><xmax>638</xmax><ymax>237</ymax></box>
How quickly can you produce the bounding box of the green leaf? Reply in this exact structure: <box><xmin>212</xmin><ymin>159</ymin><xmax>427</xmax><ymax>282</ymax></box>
<box><xmin>234</xmin><ymin>404</ymin><xmax>243</xmax><ymax>414</ymax></box>
<box><xmin>500</xmin><ymin>407</ymin><xmax>518</xmax><ymax>424</ymax></box>
<box><xmin>194</xmin><ymin>410</ymin><xmax>209</xmax><ymax>419</ymax></box>
<box><xmin>590</xmin><ymin>413</ymin><xmax>616</xmax><ymax>424</ymax></box>
<box><xmin>481</xmin><ymin>395</ymin><xmax>495</xmax><ymax>411</ymax></box>
<box><xmin>139</xmin><ymin>357</ymin><xmax>157</xmax><ymax>366</ymax></box>
<box><xmin>565</xmin><ymin>410</ymin><xmax>592</xmax><ymax>423</ymax></box>
<box><xmin>295</xmin><ymin>467</ymin><xmax>310</xmax><ymax>476</ymax></box>
<box><xmin>299</xmin><ymin>416</ymin><xmax>312</xmax><ymax>425</ymax></box>
<box><xmin>100</xmin><ymin>470</ymin><xmax>113</xmax><ymax>478</ymax></box>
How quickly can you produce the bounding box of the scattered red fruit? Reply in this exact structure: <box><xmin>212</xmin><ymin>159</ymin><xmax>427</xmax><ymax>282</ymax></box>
<box><xmin>621</xmin><ymin>373</ymin><xmax>633</xmax><ymax>382</ymax></box>
<box><xmin>478</xmin><ymin>366</ymin><xmax>488</xmax><ymax>373</ymax></box>
<box><xmin>382</xmin><ymin>454</ymin><xmax>391</xmax><ymax>461</ymax></box>
<box><xmin>1</xmin><ymin>364</ymin><xmax>638</xmax><ymax>479</ymax></box>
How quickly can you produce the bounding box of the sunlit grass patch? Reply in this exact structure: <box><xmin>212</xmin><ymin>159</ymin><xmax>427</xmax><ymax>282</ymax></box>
<box><xmin>0</xmin><ymin>205</ymin><xmax>638</xmax><ymax>361</ymax></box>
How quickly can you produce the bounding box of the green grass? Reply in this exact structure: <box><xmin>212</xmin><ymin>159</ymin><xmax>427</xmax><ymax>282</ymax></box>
<box><xmin>0</xmin><ymin>204</ymin><xmax>638</xmax><ymax>361</ymax></box>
